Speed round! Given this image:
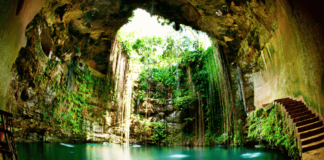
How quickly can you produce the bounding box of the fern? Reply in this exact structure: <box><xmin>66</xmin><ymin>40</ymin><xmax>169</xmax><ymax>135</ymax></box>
<box><xmin>246</xmin><ymin>104</ymin><xmax>300</xmax><ymax>159</ymax></box>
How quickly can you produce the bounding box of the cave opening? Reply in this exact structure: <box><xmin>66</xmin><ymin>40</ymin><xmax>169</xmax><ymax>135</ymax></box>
<box><xmin>112</xmin><ymin>8</ymin><xmax>232</xmax><ymax>149</ymax></box>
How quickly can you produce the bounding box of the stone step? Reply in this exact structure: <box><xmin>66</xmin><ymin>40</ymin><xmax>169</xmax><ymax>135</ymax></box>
<box><xmin>286</xmin><ymin>105</ymin><xmax>307</xmax><ymax>112</ymax></box>
<box><xmin>291</xmin><ymin>111</ymin><xmax>312</xmax><ymax>119</ymax></box>
<box><xmin>293</xmin><ymin>113</ymin><xmax>316</xmax><ymax>123</ymax></box>
<box><xmin>288</xmin><ymin>107</ymin><xmax>308</xmax><ymax>115</ymax></box>
<box><xmin>300</xmin><ymin>126</ymin><xmax>324</xmax><ymax>139</ymax></box>
<box><xmin>302</xmin><ymin>138</ymin><xmax>324</xmax><ymax>153</ymax></box>
<box><xmin>298</xmin><ymin>121</ymin><xmax>323</xmax><ymax>133</ymax></box>
<box><xmin>302</xmin><ymin>132</ymin><xmax>324</xmax><ymax>146</ymax></box>
<box><xmin>276</xmin><ymin>101</ymin><xmax>295</xmax><ymax>104</ymax></box>
<box><xmin>277</xmin><ymin>99</ymin><xmax>297</xmax><ymax>103</ymax></box>
<box><xmin>277</xmin><ymin>102</ymin><xmax>298</xmax><ymax>106</ymax></box>
<box><xmin>284</xmin><ymin>103</ymin><xmax>305</xmax><ymax>109</ymax></box>
<box><xmin>296</xmin><ymin>117</ymin><xmax>320</xmax><ymax>127</ymax></box>
<box><xmin>283</xmin><ymin>102</ymin><xmax>305</xmax><ymax>108</ymax></box>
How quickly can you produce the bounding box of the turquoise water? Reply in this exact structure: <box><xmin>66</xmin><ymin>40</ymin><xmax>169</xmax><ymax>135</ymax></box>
<box><xmin>17</xmin><ymin>143</ymin><xmax>291</xmax><ymax>160</ymax></box>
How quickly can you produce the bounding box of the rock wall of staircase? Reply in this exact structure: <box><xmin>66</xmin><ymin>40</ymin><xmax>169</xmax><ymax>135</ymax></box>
<box><xmin>253</xmin><ymin>0</ymin><xmax>324</xmax><ymax>120</ymax></box>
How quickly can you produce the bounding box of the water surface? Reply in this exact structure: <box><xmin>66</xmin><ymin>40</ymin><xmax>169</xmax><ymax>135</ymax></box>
<box><xmin>17</xmin><ymin>143</ymin><xmax>291</xmax><ymax>160</ymax></box>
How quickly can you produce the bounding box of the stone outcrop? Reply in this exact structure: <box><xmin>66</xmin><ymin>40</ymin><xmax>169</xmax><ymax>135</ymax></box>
<box><xmin>0</xmin><ymin>0</ymin><xmax>46</xmax><ymax>111</ymax></box>
<box><xmin>9</xmin><ymin>21</ymin><xmax>130</xmax><ymax>142</ymax></box>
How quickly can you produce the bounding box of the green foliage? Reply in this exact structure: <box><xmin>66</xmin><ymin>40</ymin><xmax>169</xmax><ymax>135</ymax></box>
<box><xmin>117</xmin><ymin>29</ymin><xmax>226</xmax><ymax>145</ymax></box>
<box><xmin>131</xmin><ymin>36</ymin><xmax>162</xmax><ymax>56</ymax></box>
<box><xmin>179</xmin><ymin>50</ymin><xmax>209</xmax><ymax>93</ymax></box>
<box><xmin>150</xmin><ymin>122</ymin><xmax>167</xmax><ymax>144</ymax></box>
<box><xmin>205</xmin><ymin>129</ymin><xmax>228</xmax><ymax>145</ymax></box>
<box><xmin>247</xmin><ymin>105</ymin><xmax>300</xmax><ymax>159</ymax></box>
<box><xmin>33</xmin><ymin>57</ymin><xmax>113</xmax><ymax>137</ymax></box>
<box><xmin>138</xmin><ymin>71</ymin><xmax>149</xmax><ymax>90</ymax></box>
<box><xmin>46</xmin><ymin>59</ymin><xmax>59</xmax><ymax>74</ymax></box>
<box><xmin>35</xmin><ymin>59</ymin><xmax>59</xmax><ymax>83</ymax></box>
<box><xmin>55</xmin><ymin>65</ymin><xmax>111</xmax><ymax>134</ymax></box>
<box><xmin>135</xmin><ymin>90</ymin><xmax>146</xmax><ymax>101</ymax></box>
<box><xmin>156</xmin><ymin>16</ymin><xmax>172</xmax><ymax>26</ymax></box>
<box><xmin>173</xmin><ymin>95</ymin><xmax>195</xmax><ymax>109</ymax></box>
<box><xmin>128</xmin><ymin>12</ymin><xmax>135</xmax><ymax>22</ymax></box>
<box><xmin>233</xmin><ymin>119</ymin><xmax>245</xmax><ymax>145</ymax></box>
<box><xmin>117</xmin><ymin>31</ymin><xmax>136</xmax><ymax>57</ymax></box>
<box><xmin>75</xmin><ymin>46</ymin><xmax>81</xmax><ymax>53</ymax></box>
<box><xmin>133</xmin><ymin>35</ymin><xmax>226</xmax><ymax>141</ymax></box>
<box><xmin>204</xmin><ymin>44</ymin><xmax>229</xmax><ymax>140</ymax></box>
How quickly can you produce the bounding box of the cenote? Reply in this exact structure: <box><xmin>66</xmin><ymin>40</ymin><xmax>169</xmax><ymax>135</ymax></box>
<box><xmin>17</xmin><ymin>143</ymin><xmax>291</xmax><ymax>160</ymax></box>
<box><xmin>2</xmin><ymin>0</ymin><xmax>324</xmax><ymax>160</ymax></box>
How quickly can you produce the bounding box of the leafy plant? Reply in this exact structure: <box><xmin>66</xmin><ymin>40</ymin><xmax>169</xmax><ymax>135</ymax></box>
<box><xmin>247</xmin><ymin>104</ymin><xmax>300</xmax><ymax>159</ymax></box>
<box><xmin>150</xmin><ymin>122</ymin><xmax>167</xmax><ymax>145</ymax></box>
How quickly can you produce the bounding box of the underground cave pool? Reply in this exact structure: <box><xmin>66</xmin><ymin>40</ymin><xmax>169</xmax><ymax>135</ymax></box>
<box><xmin>17</xmin><ymin>143</ymin><xmax>291</xmax><ymax>160</ymax></box>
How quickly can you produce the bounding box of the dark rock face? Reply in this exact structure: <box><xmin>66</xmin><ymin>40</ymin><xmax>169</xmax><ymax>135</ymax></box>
<box><xmin>40</xmin><ymin>30</ymin><xmax>54</xmax><ymax>57</ymax></box>
<box><xmin>20</xmin><ymin>88</ymin><xmax>31</xmax><ymax>102</ymax></box>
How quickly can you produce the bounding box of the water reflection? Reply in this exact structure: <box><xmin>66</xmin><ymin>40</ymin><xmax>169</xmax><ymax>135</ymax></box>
<box><xmin>169</xmin><ymin>154</ymin><xmax>188</xmax><ymax>158</ymax></box>
<box><xmin>60</xmin><ymin>143</ymin><xmax>74</xmax><ymax>147</ymax></box>
<box><xmin>132</xmin><ymin>145</ymin><xmax>141</xmax><ymax>148</ymax></box>
<box><xmin>241</xmin><ymin>152</ymin><xmax>262</xmax><ymax>158</ymax></box>
<box><xmin>17</xmin><ymin>143</ymin><xmax>291</xmax><ymax>160</ymax></box>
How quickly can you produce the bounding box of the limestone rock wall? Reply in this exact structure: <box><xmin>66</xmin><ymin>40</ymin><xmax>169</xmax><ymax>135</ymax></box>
<box><xmin>252</xmin><ymin>0</ymin><xmax>324</xmax><ymax>118</ymax></box>
<box><xmin>131</xmin><ymin>85</ymin><xmax>186</xmax><ymax>145</ymax></box>
<box><xmin>8</xmin><ymin>16</ymin><xmax>130</xmax><ymax>142</ymax></box>
<box><xmin>0</xmin><ymin>0</ymin><xmax>45</xmax><ymax>111</ymax></box>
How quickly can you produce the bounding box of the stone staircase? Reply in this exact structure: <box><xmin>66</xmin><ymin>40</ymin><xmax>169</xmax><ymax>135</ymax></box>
<box><xmin>274</xmin><ymin>98</ymin><xmax>324</xmax><ymax>156</ymax></box>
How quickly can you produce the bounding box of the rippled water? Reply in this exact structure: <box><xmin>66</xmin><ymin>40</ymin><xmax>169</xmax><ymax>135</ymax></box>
<box><xmin>17</xmin><ymin>143</ymin><xmax>291</xmax><ymax>160</ymax></box>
